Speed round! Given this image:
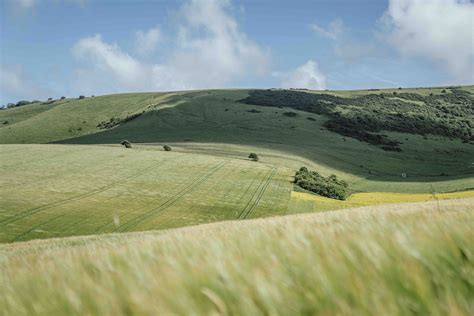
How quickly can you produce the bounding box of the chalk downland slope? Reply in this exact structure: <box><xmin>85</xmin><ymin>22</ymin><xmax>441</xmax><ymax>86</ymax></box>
<box><xmin>1</xmin><ymin>87</ymin><xmax>473</xmax><ymax>193</ymax></box>
<box><xmin>1</xmin><ymin>198</ymin><xmax>473</xmax><ymax>315</ymax></box>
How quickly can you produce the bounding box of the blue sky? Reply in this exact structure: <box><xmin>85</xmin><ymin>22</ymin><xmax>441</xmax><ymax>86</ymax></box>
<box><xmin>1</xmin><ymin>0</ymin><xmax>473</xmax><ymax>104</ymax></box>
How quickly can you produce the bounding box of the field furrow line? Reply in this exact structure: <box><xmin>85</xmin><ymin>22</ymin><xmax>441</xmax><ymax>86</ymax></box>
<box><xmin>1</xmin><ymin>159</ymin><xmax>171</xmax><ymax>230</ymax></box>
<box><xmin>114</xmin><ymin>161</ymin><xmax>227</xmax><ymax>232</ymax></box>
<box><xmin>237</xmin><ymin>168</ymin><xmax>274</xmax><ymax>219</ymax></box>
<box><xmin>242</xmin><ymin>168</ymin><xmax>277</xmax><ymax>219</ymax></box>
<box><xmin>237</xmin><ymin>168</ymin><xmax>273</xmax><ymax>219</ymax></box>
<box><xmin>239</xmin><ymin>168</ymin><xmax>276</xmax><ymax>219</ymax></box>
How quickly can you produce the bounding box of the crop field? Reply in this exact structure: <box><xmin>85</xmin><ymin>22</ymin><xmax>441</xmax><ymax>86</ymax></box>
<box><xmin>0</xmin><ymin>144</ymin><xmax>292</xmax><ymax>243</ymax></box>
<box><xmin>1</xmin><ymin>198</ymin><xmax>472</xmax><ymax>315</ymax></box>
<box><xmin>288</xmin><ymin>190</ymin><xmax>474</xmax><ymax>213</ymax></box>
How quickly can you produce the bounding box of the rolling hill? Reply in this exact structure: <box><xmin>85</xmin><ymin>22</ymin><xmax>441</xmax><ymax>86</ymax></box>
<box><xmin>1</xmin><ymin>86</ymin><xmax>473</xmax><ymax>242</ymax></box>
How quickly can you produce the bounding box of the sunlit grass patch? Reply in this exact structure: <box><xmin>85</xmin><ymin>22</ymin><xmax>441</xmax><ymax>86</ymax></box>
<box><xmin>288</xmin><ymin>190</ymin><xmax>474</xmax><ymax>213</ymax></box>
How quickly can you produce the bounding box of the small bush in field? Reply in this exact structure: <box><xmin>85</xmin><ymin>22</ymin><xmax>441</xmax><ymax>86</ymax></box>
<box><xmin>121</xmin><ymin>140</ymin><xmax>132</xmax><ymax>148</ymax></box>
<box><xmin>163</xmin><ymin>145</ymin><xmax>172</xmax><ymax>151</ymax></box>
<box><xmin>248</xmin><ymin>153</ymin><xmax>259</xmax><ymax>161</ymax></box>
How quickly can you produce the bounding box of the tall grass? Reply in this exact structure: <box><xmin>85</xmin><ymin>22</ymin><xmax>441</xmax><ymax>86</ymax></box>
<box><xmin>1</xmin><ymin>198</ymin><xmax>473</xmax><ymax>315</ymax></box>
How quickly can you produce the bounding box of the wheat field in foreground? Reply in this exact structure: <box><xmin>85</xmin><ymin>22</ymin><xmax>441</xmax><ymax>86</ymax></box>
<box><xmin>1</xmin><ymin>198</ymin><xmax>473</xmax><ymax>315</ymax></box>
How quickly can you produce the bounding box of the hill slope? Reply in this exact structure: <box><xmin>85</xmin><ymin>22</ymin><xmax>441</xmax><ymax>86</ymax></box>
<box><xmin>1</xmin><ymin>87</ymin><xmax>472</xmax><ymax>194</ymax></box>
<box><xmin>2</xmin><ymin>198</ymin><xmax>473</xmax><ymax>315</ymax></box>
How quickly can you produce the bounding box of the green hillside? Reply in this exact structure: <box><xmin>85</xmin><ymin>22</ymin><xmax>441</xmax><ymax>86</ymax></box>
<box><xmin>2</xmin><ymin>198</ymin><xmax>473</xmax><ymax>315</ymax></box>
<box><xmin>1</xmin><ymin>87</ymin><xmax>473</xmax><ymax>194</ymax></box>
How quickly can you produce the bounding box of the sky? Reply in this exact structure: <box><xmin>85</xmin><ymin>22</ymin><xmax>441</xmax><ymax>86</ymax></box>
<box><xmin>0</xmin><ymin>0</ymin><xmax>473</xmax><ymax>104</ymax></box>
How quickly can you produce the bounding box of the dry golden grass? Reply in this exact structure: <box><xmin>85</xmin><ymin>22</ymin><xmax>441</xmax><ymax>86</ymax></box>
<box><xmin>289</xmin><ymin>189</ymin><xmax>474</xmax><ymax>213</ymax></box>
<box><xmin>1</xmin><ymin>198</ymin><xmax>473</xmax><ymax>315</ymax></box>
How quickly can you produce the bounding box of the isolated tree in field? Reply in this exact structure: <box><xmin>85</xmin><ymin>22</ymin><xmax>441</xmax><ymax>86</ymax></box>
<box><xmin>121</xmin><ymin>140</ymin><xmax>132</xmax><ymax>148</ymax></box>
<box><xmin>61</xmin><ymin>96</ymin><xmax>66</xmax><ymax>100</ymax></box>
<box><xmin>249</xmin><ymin>153</ymin><xmax>259</xmax><ymax>161</ymax></box>
<box><xmin>163</xmin><ymin>145</ymin><xmax>172</xmax><ymax>151</ymax></box>
<box><xmin>79</xmin><ymin>95</ymin><xmax>85</xmax><ymax>99</ymax></box>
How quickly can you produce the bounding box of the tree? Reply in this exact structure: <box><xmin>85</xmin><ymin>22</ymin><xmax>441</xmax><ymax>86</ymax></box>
<box><xmin>249</xmin><ymin>153</ymin><xmax>259</xmax><ymax>161</ymax></box>
<box><xmin>120</xmin><ymin>140</ymin><xmax>132</xmax><ymax>148</ymax></box>
<box><xmin>163</xmin><ymin>145</ymin><xmax>172</xmax><ymax>151</ymax></box>
<box><xmin>79</xmin><ymin>95</ymin><xmax>85</xmax><ymax>99</ymax></box>
<box><xmin>61</xmin><ymin>96</ymin><xmax>66</xmax><ymax>100</ymax></box>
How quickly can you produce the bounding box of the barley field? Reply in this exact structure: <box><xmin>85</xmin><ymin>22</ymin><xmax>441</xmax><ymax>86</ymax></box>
<box><xmin>1</xmin><ymin>198</ymin><xmax>472</xmax><ymax>315</ymax></box>
<box><xmin>0</xmin><ymin>144</ymin><xmax>291</xmax><ymax>243</ymax></box>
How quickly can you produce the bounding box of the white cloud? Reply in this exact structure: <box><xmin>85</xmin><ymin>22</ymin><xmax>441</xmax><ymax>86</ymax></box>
<box><xmin>311</xmin><ymin>19</ymin><xmax>373</xmax><ymax>62</ymax></box>
<box><xmin>17</xmin><ymin>0</ymin><xmax>36</xmax><ymax>9</ymax></box>
<box><xmin>9</xmin><ymin>0</ymin><xmax>87</xmax><ymax>11</ymax></box>
<box><xmin>281</xmin><ymin>60</ymin><xmax>327</xmax><ymax>90</ymax></box>
<box><xmin>0</xmin><ymin>65</ymin><xmax>51</xmax><ymax>103</ymax></box>
<box><xmin>311</xmin><ymin>18</ymin><xmax>345</xmax><ymax>40</ymax></box>
<box><xmin>382</xmin><ymin>0</ymin><xmax>474</xmax><ymax>82</ymax></box>
<box><xmin>135</xmin><ymin>27</ymin><xmax>162</xmax><ymax>56</ymax></box>
<box><xmin>72</xmin><ymin>34</ymin><xmax>151</xmax><ymax>93</ymax></box>
<box><xmin>72</xmin><ymin>0</ymin><xmax>270</xmax><ymax>94</ymax></box>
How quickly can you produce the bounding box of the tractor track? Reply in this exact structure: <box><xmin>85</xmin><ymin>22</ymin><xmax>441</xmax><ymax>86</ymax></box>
<box><xmin>2</xmin><ymin>159</ymin><xmax>171</xmax><ymax>233</ymax></box>
<box><xmin>113</xmin><ymin>160</ymin><xmax>227</xmax><ymax>232</ymax></box>
<box><xmin>239</xmin><ymin>168</ymin><xmax>276</xmax><ymax>219</ymax></box>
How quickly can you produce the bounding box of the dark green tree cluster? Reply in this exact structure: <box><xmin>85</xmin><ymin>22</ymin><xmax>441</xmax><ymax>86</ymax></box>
<box><xmin>294</xmin><ymin>167</ymin><xmax>349</xmax><ymax>200</ymax></box>
<box><xmin>240</xmin><ymin>88</ymin><xmax>474</xmax><ymax>150</ymax></box>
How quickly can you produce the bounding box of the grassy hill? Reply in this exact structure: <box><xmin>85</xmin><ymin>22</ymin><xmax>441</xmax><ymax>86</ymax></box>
<box><xmin>1</xmin><ymin>198</ymin><xmax>472</xmax><ymax>315</ymax></box>
<box><xmin>1</xmin><ymin>86</ymin><xmax>473</xmax><ymax>242</ymax></box>
<box><xmin>1</xmin><ymin>87</ymin><xmax>473</xmax><ymax>194</ymax></box>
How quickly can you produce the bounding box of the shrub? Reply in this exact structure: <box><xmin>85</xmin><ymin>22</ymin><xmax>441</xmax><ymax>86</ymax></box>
<box><xmin>248</xmin><ymin>153</ymin><xmax>259</xmax><ymax>161</ymax></box>
<box><xmin>283</xmin><ymin>111</ymin><xmax>298</xmax><ymax>117</ymax></box>
<box><xmin>120</xmin><ymin>140</ymin><xmax>132</xmax><ymax>148</ymax></box>
<box><xmin>441</xmin><ymin>89</ymin><xmax>447</xmax><ymax>93</ymax></box>
<box><xmin>15</xmin><ymin>101</ymin><xmax>30</xmax><ymax>107</ymax></box>
<box><xmin>48</xmin><ymin>98</ymin><xmax>53</xmax><ymax>101</ymax></box>
<box><xmin>3</xmin><ymin>120</ymin><xmax>8</xmax><ymax>124</ymax></box>
<box><xmin>294</xmin><ymin>168</ymin><xmax>349</xmax><ymax>200</ymax></box>
<box><xmin>61</xmin><ymin>96</ymin><xmax>66</xmax><ymax>100</ymax></box>
<box><xmin>79</xmin><ymin>95</ymin><xmax>85</xmax><ymax>99</ymax></box>
<box><xmin>163</xmin><ymin>145</ymin><xmax>172</xmax><ymax>151</ymax></box>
